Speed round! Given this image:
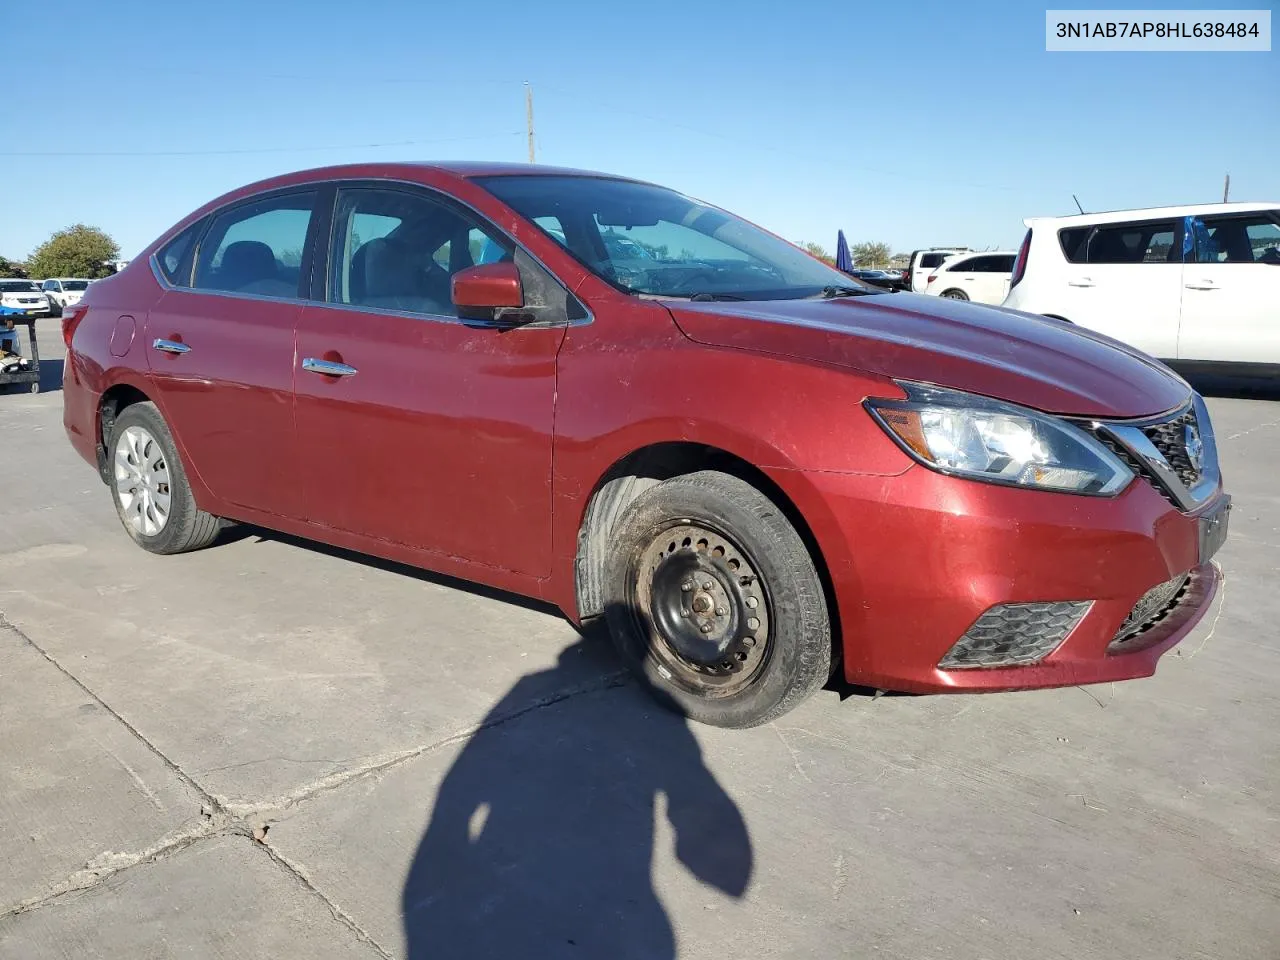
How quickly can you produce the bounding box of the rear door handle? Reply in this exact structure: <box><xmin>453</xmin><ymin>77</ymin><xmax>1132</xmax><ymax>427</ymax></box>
<box><xmin>152</xmin><ymin>338</ymin><xmax>190</xmax><ymax>354</ymax></box>
<box><xmin>1184</xmin><ymin>281</ymin><xmax>1218</xmax><ymax>290</ymax></box>
<box><xmin>302</xmin><ymin>357</ymin><xmax>358</xmax><ymax>377</ymax></box>
<box><xmin>1067</xmin><ymin>279</ymin><xmax>1095</xmax><ymax>288</ymax></box>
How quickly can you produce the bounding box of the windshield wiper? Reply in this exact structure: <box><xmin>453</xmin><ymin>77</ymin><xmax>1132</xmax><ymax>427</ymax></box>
<box><xmin>819</xmin><ymin>284</ymin><xmax>880</xmax><ymax>299</ymax></box>
<box><xmin>687</xmin><ymin>292</ymin><xmax>746</xmax><ymax>302</ymax></box>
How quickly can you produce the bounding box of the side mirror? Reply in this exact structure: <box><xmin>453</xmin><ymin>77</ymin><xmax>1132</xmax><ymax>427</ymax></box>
<box><xmin>452</xmin><ymin>262</ymin><xmax>524</xmax><ymax>311</ymax></box>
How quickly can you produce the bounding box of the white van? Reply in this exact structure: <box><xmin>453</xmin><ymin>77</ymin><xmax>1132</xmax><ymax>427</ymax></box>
<box><xmin>1003</xmin><ymin>202</ymin><xmax>1280</xmax><ymax>371</ymax></box>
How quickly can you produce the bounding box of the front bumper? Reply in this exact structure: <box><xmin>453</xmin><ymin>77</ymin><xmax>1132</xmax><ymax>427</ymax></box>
<box><xmin>794</xmin><ymin>464</ymin><xmax>1224</xmax><ymax>694</ymax></box>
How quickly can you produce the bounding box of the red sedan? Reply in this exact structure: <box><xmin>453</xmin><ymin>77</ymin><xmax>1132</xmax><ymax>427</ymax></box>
<box><xmin>61</xmin><ymin>163</ymin><xmax>1230</xmax><ymax>727</ymax></box>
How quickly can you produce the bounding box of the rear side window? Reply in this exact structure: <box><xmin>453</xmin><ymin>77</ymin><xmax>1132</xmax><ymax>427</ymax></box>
<box><xmin>1195</xmin><ymin>213</ymin><xmax>1280</xmax><ymax>263</ymax></box>
<box><xmin>156</xmin><ymin>221</ymin><xmax>202</xmax><ymax>287</ymax></box>
<box><xmin>193</xmin><ymin>191</ymin><xmax>317</xmax><ymax>298</ymax></box>
<box><xmin>1085</xmin><ymin>221</ymin><xmax>1179</xmax><ymax>264</ymax></box>
<box><xmin>1058</xmin><ymin>227</ymin><xmax>1090</xmax><ymax>263</ymax></box>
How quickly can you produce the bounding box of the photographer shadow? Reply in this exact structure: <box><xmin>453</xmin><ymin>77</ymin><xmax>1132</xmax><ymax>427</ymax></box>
<box><xmin>401</xmin><ymin>625</ymin><xmax>752</xmax><ymax>959</ymax></box>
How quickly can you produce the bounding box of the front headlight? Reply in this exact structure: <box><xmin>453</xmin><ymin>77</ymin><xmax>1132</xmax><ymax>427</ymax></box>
<box><xmin>866</xmin><ymin>383</ymin><xmax>1133</xmax><ymax>496</ymax></box>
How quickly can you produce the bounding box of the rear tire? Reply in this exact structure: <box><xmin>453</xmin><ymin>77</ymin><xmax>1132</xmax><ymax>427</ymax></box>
<box><xmin>108</xmin><ymin>402</ymin><xmax>221</xmax><ymax>555</ymax></box>
<box><xmin>603</xmin><ymin>471</ymin><xmax>831</xmax><ymax>728</ymax></box>
<box><xmin>941</xmin><ymin>289</ymin><xmax>969</xmax><ymax>300</ymax></box>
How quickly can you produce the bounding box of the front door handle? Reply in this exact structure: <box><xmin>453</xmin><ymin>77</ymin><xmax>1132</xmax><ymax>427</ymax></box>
<box><xmin>1184</xmin><ymin>281</ymin><xmax>1218</xmax><ymax>290</ymax></box>
<box><xmin>152</xmin><ymin>338</ymin><xmax>191</xmax><ymax>354</ymax></box>
<box><xmin>301</xmin><ymin>357</ymin><xmax>358</xmax><ymax>377</ymax></box>
<box><xmin>1067</xmin><ymin>279</ymin><xmax>1095</xmax><ymax>288</ymax></box>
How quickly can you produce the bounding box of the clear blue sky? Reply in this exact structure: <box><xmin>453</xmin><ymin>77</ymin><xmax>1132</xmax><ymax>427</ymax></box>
<box><xmin>3</xmin><ymin>0</ymin><xmax>1276</xmax><ymax>261</ymax></box>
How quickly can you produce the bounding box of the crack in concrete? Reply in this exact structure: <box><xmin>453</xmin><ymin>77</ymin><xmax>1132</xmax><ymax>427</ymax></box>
<box><xmin>256</xmin><ymin>837</ymin><xmax>395</xmax><ymax>959</ymax></box>
<box><xmin>0</xmin><ymin>654</ymin><xmax>631</xmax><ymax>930</ymax></box>
<box><xmin>0</xmin><ymin>613</ymin><xmax>220</xmax><ymax>812</ymax></box>
<box><xmin>216</xmin><ymin>669</ymin><xmax>631</xmax><ymax>820</ymax></box>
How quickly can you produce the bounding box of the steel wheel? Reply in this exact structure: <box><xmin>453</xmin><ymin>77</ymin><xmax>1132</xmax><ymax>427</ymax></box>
<box><xmin>114</xmin><ymin>425</ymin><xmax>172</xmax><ymax>537</ymax></box>
<box><xmin>633</xmin><ymin>522</ymin><xmax>772</xmax><ymax>699</ymax></box>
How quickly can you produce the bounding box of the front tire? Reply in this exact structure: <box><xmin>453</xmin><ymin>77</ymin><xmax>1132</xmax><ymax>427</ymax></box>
<box><xmin>941</xmin><ymin>289</ymin><xmax>969</xmax><ymax>300</ymax></box>
<box><xmin>108</xmin><ymin>402</ymin><xmax>221</xmax><ymax>554</ymax></box>
<box><xmin>604</xmin><ymin>471</ymin><xmax>832</xmax><ymax>728</ymax></box>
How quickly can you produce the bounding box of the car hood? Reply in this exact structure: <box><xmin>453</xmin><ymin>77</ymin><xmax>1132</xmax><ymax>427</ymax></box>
<box><xmin>667</xmin><ymin>292</ymin><xmax>1189</xmax><ymax>419</ymax></box>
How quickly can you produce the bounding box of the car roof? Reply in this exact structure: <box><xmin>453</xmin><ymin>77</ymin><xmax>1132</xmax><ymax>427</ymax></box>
<box><xmin>1025</xmin><ymin>201</ymin><xmax>1280</xmax><ymax>228</ymax></box>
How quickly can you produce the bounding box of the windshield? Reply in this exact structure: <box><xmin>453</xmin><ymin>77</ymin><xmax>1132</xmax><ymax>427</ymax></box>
<box><xmin>476</xmin><ymin>175</ymin><xmax>880</xmax><ymax>301</ymax></box>
<box><xmin>63</xmin><ymin>280</ymin><xmax>90</xmax><ymax>291</ymax></box>
<box><xmin>0</xmin><ymin>280</ymin><xmax>39</xmax><ymax>293</ymax></box>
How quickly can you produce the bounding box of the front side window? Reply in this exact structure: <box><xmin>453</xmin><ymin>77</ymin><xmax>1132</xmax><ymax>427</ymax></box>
<box><xmin>328</xmin><ymin>186</ymin><xmax>512</xmax><ymax>317</ymax></box>
<box><xmin>1196</xmin><ymin>213</ymin><xmax>1280</xmax><ymax>264</ymax></box>
<box><xmin>193</xmin><ymin>191</ymin><xmax>317</xmax><ymax>298</ymax></box>
<box><xmin>476</xmin><ymin>175</ymin><xmax>880</xmax><ymax>301</ymax></box>
<box><xmin>1086</xmin><ymin>221</ymin><xmax>1179</xmax><ymax>264</ymax></box>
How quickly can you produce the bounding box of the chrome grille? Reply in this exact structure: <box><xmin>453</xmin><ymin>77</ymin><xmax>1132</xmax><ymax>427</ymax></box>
<box><xmin>1087</xmin><ymin>395</ymin><xmax>1218</xmax><ymax>513</ymax></box>
<box><xmin>1143</xmin><ymin>411</ymin><xmax>1200</xmax><ymax>487</ymax></box>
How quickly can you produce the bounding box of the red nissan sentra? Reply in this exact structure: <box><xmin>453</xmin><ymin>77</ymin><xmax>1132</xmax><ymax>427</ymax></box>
<box><xmin>61</xmin><ymin>163</ymin><xmax>1230</xmax><ymax>727</ymax></box>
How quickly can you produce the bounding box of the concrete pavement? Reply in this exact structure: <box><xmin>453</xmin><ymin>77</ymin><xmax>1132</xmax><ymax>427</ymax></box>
<box><xmin>1</xmin><ymin>320</ymin><xmax>1277</xmax><ymax>958</ymax></box>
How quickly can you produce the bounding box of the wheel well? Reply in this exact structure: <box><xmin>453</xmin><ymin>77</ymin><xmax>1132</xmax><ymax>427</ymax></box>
<box><xmin>575</xmin><ymin>442</ymin><xmax>841</xmax><ymax>664</ymax></box>
<box><xmin>96</xmin><ymin>384</ymin><xmax>151</xmax><ymax>480</ymax></box>
<box><xmin>941</xmin><ymin>288</ymin><xmax>967</xmax><ymax>298</ymax></box>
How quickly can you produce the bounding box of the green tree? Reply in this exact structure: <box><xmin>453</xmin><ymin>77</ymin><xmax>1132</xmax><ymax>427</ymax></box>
<box><xmin>851</xmin><ymin>241</ymin><xmax>892</xmax><ymax>268</ymax></box>
<box><xmin>801</xmin><ymin>241</ymin><xmax>834</xmax><ymax>265</ymax></box>
<box><xmin>28</xmin><ymin>225</ymin><xmax>120</xmax><ymax>279</ymax></box>
<box><xmin>0</xmin><ymin>256</ymin><xmax>28</xmax><ymax>278</ymax></box>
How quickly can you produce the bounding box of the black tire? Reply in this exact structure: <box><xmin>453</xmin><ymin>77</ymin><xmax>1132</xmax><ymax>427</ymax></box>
<box><xmin>941</xmin><ymin>289</ymin><xmax>969</xmax><ymax>300</ymax></box>
<box><xmin>604</xmin><ymin>470</ymin><xmax>831</xmax><ymax>728</ymax></box>
<box><xmin>108</xmin><ymin>402</ymin><xmax>221</xmax><ymax>554</ymax></box>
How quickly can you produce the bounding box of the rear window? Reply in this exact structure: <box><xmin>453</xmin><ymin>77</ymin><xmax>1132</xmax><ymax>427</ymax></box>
<box><xmin>920</xmin><ymin>253</ymin><xmax>949</xmax><ymax>269</ymax></box>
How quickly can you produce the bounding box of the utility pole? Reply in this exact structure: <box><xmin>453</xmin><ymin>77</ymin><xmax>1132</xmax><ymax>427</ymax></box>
<box><xmin>525</xmin><ymin>82</ymin><xmax>535</xmax><ymax>164</ymax></box>
<box><xmin>1223</xmin><ymin>173</ymin><xmax>1230</xmax><ymax>202</ymax></box>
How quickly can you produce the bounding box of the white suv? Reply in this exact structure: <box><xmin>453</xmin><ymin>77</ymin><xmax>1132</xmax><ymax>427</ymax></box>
<box><xmin>41</xmin><ymin>277</ymin><xmax>92</xmax><ymax>315</ymax></box>
<box><xmin>922</xmin><ymin>251</ymin><xmax>1017</xmax><ymax>304</ymax></box>
<box><xmin>1003</xmin><ymin>202</ymin><xmax>1280</xmax><ymax>369</ymax></box>
<box><xmin>904</xmin><ymin>247</ymin><xmax>969</xmax><ymax>293</ymax></box>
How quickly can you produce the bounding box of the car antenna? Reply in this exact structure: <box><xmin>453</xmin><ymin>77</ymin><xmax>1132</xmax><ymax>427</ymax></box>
<box><xmin>1072</xmin><ymin>194</ymin><xmax>1086</xmax><ymax>215</ymax></box>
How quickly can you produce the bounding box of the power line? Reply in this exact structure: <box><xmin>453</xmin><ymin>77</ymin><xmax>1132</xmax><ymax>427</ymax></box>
<box><xmin>1</xmin><ymin>132</ymin><xmax>523</xmax><ymax>159</ymax></box>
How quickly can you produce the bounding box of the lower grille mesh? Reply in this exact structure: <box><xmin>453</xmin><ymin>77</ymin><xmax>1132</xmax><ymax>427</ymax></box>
<box><xmin>940</xmin><ymin>601</ymin><xmax>1092</xmax><ymax>669</ymax></box>
<box><xmin>1109</xmin><ymin>573</ymin><xmax>1191</xmax><ymax>650</ymax></box>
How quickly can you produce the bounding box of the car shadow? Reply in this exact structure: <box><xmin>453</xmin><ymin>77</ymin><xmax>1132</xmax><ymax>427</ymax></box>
<box><xmin>400</xmin><ymin>619</ymin><xmax>753</xmax><ymax>960</ymax></box>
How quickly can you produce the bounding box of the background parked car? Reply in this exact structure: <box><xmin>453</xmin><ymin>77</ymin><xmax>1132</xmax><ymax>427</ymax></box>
<box><xmin>846</xmin><ymin>268</ymin><xmax>902</xmax><ymax>291</ymax></box>
<box><xmin>0</xmin><ymin>278</ymin><xmax>52</xmax><ymax>317</ymax></box>
<box><xmin>903</xmin><ymin>247</ymin><xmax>969</xmax><ymax>292</ymax></box>
<box><xmin>1003</xmin><ymin>202</ymin><xmax>1280</xmax><ymax>370</ymax></box>
<box><xmin>41</xmin><ymin>278</ymin><xmax>93</xmax><ymax>316</ymax></box>
<box><xmin>923</xmin><ymin>251</ymin><xmax>1017</xmax><ymax>303</ymax></box>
